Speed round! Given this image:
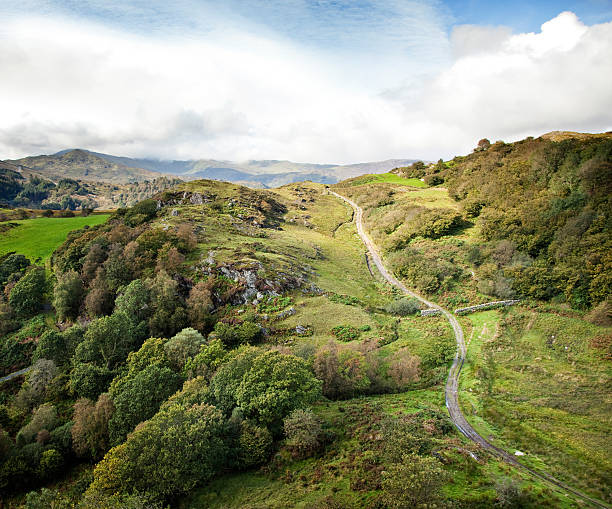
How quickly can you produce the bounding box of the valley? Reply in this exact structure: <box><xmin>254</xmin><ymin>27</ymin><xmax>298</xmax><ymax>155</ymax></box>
<box><xmin>0</xmin><ymin>132</ymin><xmax>610</xmax><ymax>508</ymax></box>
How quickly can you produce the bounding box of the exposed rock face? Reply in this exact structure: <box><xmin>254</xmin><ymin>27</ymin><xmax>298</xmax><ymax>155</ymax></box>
<box><xmin>211</xmin><ymin>262</ymin><xmax>305</xmax><ymax>305</ymax></box>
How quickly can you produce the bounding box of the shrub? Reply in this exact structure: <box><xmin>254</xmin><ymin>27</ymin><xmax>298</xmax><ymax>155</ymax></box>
<box><xmin>330</xmin><ymin>325</ymin><xmax>360</xmax><ymax>342</ymax></box>
<box><xmin>385</xmin><ymin>297</ymin><xmax>420</xmax><ymax>316</ymax></box>
<box><xmin>234</xmin><ymin>351</ymin><xmax>322</xmax><ymax>430</ymax></box>
<box><xmin>283</xmin><ymin>408</ymin><xmax>324</xmax><ymax>459</ymax></box>
<box><xmin>108</xmin><ymin>364</ymin><xmax>182</xmax><ymax>446</ymax></box>
<box><xmin>32</xmin><ymin>330</ymin><xmax>67</xmax><ymax>366</ymax></box>
<box><xmin>16</xmin><ymin>404</ymin><xmax>58</xmax><ymax>447</ymax></box>
<box><xmin>381</xmin><ymin>454</ymin><xmax>449</xmax><ymax>508</ymax></box>
<box><xmin>237</xmin><ymin>419</ymin><xmax>273</xmax><ymax>468</ymax></box>
<box><xmin>586</xmin><ymin>300</ymin><xmax>612</xmax><ymax>326</ymax></box>
<box><xmin>164</xmin><ymin>328</ymin><xmax>206</xmax><ymax>371</ymax></box>
<box><xmin>72</xmin><ymin>395</ymin><xmax>114</xmax><ymax>460</ymax></box>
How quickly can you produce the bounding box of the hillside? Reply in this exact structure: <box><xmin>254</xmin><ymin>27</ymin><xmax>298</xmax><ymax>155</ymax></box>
<box><xmin>0</xmin><ymin>134</ymin><xmax>610</xmax><ymax>508</ymax></box>
<box><xmin>9</xmin><ymin>149</ymin><xmax>164</xmax><ymax>183</ymax></box>
<box><xmin>383</xmin><ymin>131</ymin><xmax>612</xmax><ymax>309</ymax></box>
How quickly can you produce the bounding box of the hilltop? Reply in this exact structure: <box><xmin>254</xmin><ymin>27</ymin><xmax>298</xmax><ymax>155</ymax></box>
<box><xmin>6</xmin><ymin>148</ymin><xmax>419</xmax><ymax>188</ymax></box>
<box><xmin>8</xmin><ymin>149</ymin><xmax>163</xmax><ymax>184</ymax></box>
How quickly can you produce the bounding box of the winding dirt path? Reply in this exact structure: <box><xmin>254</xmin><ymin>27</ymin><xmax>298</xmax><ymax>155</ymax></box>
<box><xmin>330</xmin><ymin>190</ymin><xmax>609</xmax><ymax>509</ymax></box>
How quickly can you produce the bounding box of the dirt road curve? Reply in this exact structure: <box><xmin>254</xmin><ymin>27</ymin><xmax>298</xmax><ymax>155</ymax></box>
<box><xmin>330</xmin><ymin>190</ymin><xmax>609</xmax><ymax>509</ymax></box>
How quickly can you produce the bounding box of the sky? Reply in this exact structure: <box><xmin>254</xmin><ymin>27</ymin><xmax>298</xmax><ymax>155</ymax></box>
<box><xmin>1</xmin><ymin>1</ymin><xmax>611</xmax><ymax>163</ymax></box>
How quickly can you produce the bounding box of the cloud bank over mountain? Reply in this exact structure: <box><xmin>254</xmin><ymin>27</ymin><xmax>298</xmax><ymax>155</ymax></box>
<box><xmin>1</xmin><ymin>3</ymin><xmax>610</xmax><ymax>162</ymax></box>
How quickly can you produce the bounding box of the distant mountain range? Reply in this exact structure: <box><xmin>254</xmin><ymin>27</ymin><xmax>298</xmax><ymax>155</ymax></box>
<box><xmin>5</xmin><ymin>149</ymin><xmax>420</xmax><ymax>188</ymax></box>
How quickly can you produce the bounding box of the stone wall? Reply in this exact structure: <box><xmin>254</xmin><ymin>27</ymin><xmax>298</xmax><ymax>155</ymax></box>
<box><xmin>454</xmin><ymin>300</ymin><xmax>520</xmax><ymax>315</ymax></box>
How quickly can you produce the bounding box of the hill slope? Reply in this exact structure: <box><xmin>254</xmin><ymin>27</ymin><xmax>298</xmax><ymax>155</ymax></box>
<box><xmin>9</xmin><ymin>149</ymin><xmax>164</xmax><ymax>183</ymax></box>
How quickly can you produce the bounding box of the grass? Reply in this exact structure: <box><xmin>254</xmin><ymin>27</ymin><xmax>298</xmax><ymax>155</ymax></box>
<box><xmin>346</xmin><ymin>173</ymin><xmax>427</xmax><ymax>187</ymax></box>
<box><xmin>0</xmin><ymin>214</ymin><xmax>110</xmax><ymax>262</ymax></box>
<box><xmin>459</xmin><ymin>308</ymin><xmax>612</xmax><ymax>504</ymax></box>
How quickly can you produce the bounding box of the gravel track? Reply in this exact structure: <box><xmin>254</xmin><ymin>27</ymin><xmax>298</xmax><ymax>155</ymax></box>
<box><xmin>331</xmin><ymin>190</ymin><xmax>609</xmax><ymax>508</ymax></box>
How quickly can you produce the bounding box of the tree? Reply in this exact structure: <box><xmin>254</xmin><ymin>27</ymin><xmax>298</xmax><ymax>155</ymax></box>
<box><xmin>183</xmin><ymin>338</ymin><xmax>227</xmax><ymax>380</ymax></box>
<box><xmin>237</xmin><ymin>419</ymin><xmax>273</xmax><ymax>468</ymax></box>
<box><xmin>388</xmin><ymin>349</ymin><xmax>420</xmax><ymax>389</ymax></box>
<box><xmin>103</xmin><ymin>243</ymin><xmax>131</xmax><ymax>292</ymax></box>
<box><xmin>0</xmin><ymin>253</ymin><xmax>30</xmax><ymax>287</ymax></box>
<box><xmin>108</xmin><ymin>364</ymin><xmax>182</xmax><ymax>446</ymax></box>
<box><xmin>16</xmin><ymin>404</ymin><xmax>58</xmax><ymax>446</ymax></box>
<box><xmin>283</xmin><ymin>408</ymin><xmax>324</xmax><ymax>459</ymax></box>
<box><xmin>9</xmin><ymin>267</ymin><xmax>46</xmax><ymax>316</ymax></box>
<box><xmin>71</xmin><ymin>394</ymin><xmax>114</xmax><ymax>460</ymax></box>
<box><xmin>88</xmin><ymin>403</ymin><xmax>228</xmax><ymax>500</ymax></box>
<box><xmin>81</xmin><ymin>243</ymin><xmax>107</xmax><ymax>283</ymax></box>
<box><xmin>186</xmin><ymin>281</ymin><xmax>213</xmax><ymax>332</ymax></box>
<box><xmin>52</xmin><ymin>270</ymin><xmax>83</xmax><ymax>321</ymax></box>
<box><xmin>75</xmin><ymin>312</ymin><xmax>141</xmax><ymax>369</ymax></box>
<box><xmin>313</xmin><ymin>342</ymin><xmax>370</xmax><ymax>399</ymax></box>
<box><xmin>476</xmin><ymin>138</ymin><xmax>491</xmax><ymax>151</ymax></box>
<box><xmin>32</xmin><ymin>330</ymin><xmax>67</xmax><ymax>366</ymax></box>
<box><xmin>114</xmin><ymin>279</ymin><xmax>151</xmax><ymax>326</ymax></box>
<box><xmin>84</xmin><ymin>267</ymin><xmax>113</xmax><ymax>317</ymax></box>
<box><xmin>209</xmin><ymin>346</ymin><xmax>264</xmax><ymax>414</ymax></box>
<box><xmin>235</xmin><ymin>350</ymin><xmax>322</xmax><ymax>429</ymax></box>
<box><xmin>70</xmin><ymin>363</ymin><xmax>113</xmax><ymax>400</ymax></box>
<box><xmin>164</xmin><ymin>328</ymin><xmax>205</xmax><ymax>371</ymax></box>
<box><xmin>381</xmin><ymin>454</ymin><xmax>449</xmax><ymax>508</ymax></box>
<box><xmin>146</xmin><ymin>271</ymin><xmax>187</xmax><ymax>338</ymax></box>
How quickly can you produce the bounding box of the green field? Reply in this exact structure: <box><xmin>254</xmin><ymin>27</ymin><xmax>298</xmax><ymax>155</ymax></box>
<box><xmin>0</xmin><ymin>214</ymin><xmax>110</xmax><ymax>262</ymax></box>
<box><xmin>347</xmin><ymin>173</ymin><xmax>426</xmax><ymax>187</ymax></box>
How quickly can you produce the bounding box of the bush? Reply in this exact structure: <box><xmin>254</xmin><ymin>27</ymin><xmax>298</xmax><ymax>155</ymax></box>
<box><xmin>586</xmin><ymin>300</ymin><xmax>612</xmax><ymax>326</ymax></box>
<box><xmin>32</xmin><ymin>330</ymin><xmax>67</xmax><ymax>366</ymax></box>
<box><xmin>108</xmin><ymin>364</ymin><xmax>182</xmax><ymax>446</ymax></box>
<box><xmin>330</xmin><ymin>325</ymin><xmax>360</xmax><ymax>342</ymax></box>
<box><xmin>283</xmin><ymin>408</ymin><xmax>324</xmax><ymax>459</ymax></box>
<box><xmin>385</xmin><ymin>298</ymin><xmax>420</xmax><ymax>316</ymax></box>
<box><xmin>237</xmin><ymin>419</ymin><xmax>273</xmax><ymax>468</ymax></box>
<box><xmin>381</xmin><ymin>453</ymin><xmax>449</xmax><ymax>508</ymax></box>
<box><xmin>16</xmin><ymin>404</ymin><xmax>58</xmax><ymax>447</ymax></box>
<box><xmin>164</xmin><ymin>328</ymin><xmax>206</xmax><ymax>371</ymax></box>
<box><xmin>234</xmin><ymin>351</ymin><xmax>322</xmax><ymax>430</ymax></box>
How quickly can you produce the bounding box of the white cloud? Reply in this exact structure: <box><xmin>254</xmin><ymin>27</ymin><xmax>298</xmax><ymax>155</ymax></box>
<box><xmin>0</xmin><ymin>10</ymin><xmax>611</xmax><ymax>163</ymax></box>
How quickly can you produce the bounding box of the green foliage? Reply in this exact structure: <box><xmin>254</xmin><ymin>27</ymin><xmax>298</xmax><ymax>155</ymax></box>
<box><xmin>88</xmin><ymin>402</ymin><xmax>229</xmax><ymax>500</ymax></box>
<box><xmin>37</xmin><ymin>449</ymin><xmax>63</xmax><ymax>480</ymax></box>
<box><xmin>236</xmin><ymin>419</ymin><xmax>273</xmax><ymax>468</ymax></box>
<box><xmin>75</xmin><ymin>312</ymin><xmax>143</xmax><ymax>369</ymax></box>
<box><xmin>257</xmin><ymin>295</ymin><xmax>292</xmax><ymax>313</ymax></box>
<box><xmin>52</xmin><ymin>270</ymin><xmax>84</xmax><ymax>321</ymax></box>
<box><xmin>9</xmin><ymin>267</ymin><xmax>46</xmax><ymax>317</ymax></box>
<box><xmin>108</xmin><ymin>363</ymin><xmax>182</xmax><ymax>446</ymax></box>
<box><xmin>0</xmin><ymin>253</ymin><xmax>30</xmax><ymax>288</ymax></box>
<box><xmin>209</xmin><ymin>346</ymin><xmax>265</xmax><ymax>414</ymax></box>
<box><xmin>283</xmin><ymin>408</ymin><xmax>325</xmax><ymax>459</ymax></box>
<box><xmin>385</xmin><ymin>297</ymin><xmax>420</xmax><ymax>316</ymax></box>
<box><xmin>381</xmin><ymin>453</ymin><xmax>449</xmax><ymax>508</ymax></box>
<box><xmin>184</xmin><ymin>338</ymin><xmax>227</xmax><ymax>380</ymax></box>
<box><xmin>123</xmin><ymin>199</ymin><xmax>157</xmax><ymax>227</ymax></box>
<box><xmin>164</xmin><ymin>327</ymin><xmax>206</xmax><ymax>371</ymax></box>
<box><xmin>330</xmin><ymin>325</ymin><xmax>361</xmax><ymax>342</ymax></box>
<box><xmin>70</xmin><ymin>363</ymin><xmax>114</xmax><ymax>401</ymax></box>
<box><xmin>16</xmin><ymin>403</ymin><xmax>58</xmax><ymax>447</ymax></box>
<box><xmin>234</xmin><ymin>351</ymin><xmax>322</xmax><ymax>430</ymax></box>
<box><xmin>32</xmin><ymin>330</ymin><xmax>67</xmax><ymax>366</ymax></box>
<box><xmin>327</xmin><ymin>293</ymin><xmax>361</xmax><ymax>306</ymax></box>
<box><xmin>213</xmin><ymin>320</ymin><xmax>263</xmax><ymax>348</ymax></box>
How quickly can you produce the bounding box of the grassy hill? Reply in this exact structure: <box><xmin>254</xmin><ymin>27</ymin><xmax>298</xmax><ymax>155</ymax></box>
<box><xmin>9</xmin><ymin>149</ymin><xmax>164</xmax><ymax>183</ymax></box>
<box><xmin>0</xmin><ymin>135</ymin><xmax>610</xmax><ymax>508</ymax></box>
